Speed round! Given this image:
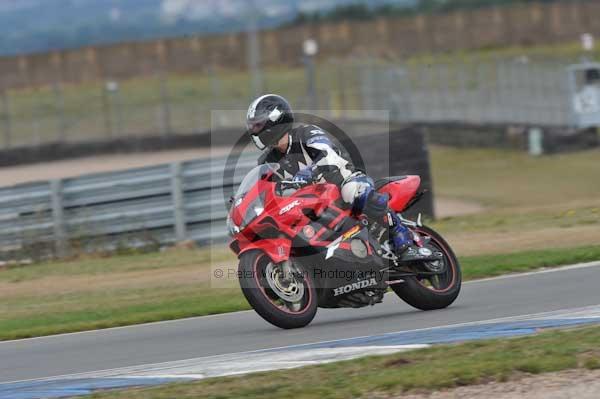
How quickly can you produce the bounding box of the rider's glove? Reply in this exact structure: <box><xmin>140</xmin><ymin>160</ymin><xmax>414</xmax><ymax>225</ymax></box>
<box><xmin>292</xmin><ymin>168</ymin><xmax>314</xmax><ymax>185</ymax></box>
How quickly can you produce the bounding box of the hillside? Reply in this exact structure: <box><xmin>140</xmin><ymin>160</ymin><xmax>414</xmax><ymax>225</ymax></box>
<box><xmin>0</xmin><ymin>0</ymin><xmax>414</xmax><ymax>56</ymax></box>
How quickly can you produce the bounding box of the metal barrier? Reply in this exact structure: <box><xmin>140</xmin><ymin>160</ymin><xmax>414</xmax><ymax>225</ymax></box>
<box><xmin>0</xmin><ymin>152</ymin><xmax>258</xmax><ymax>259</ymax></box>
<box><xmin>0</xmin><ymin>123</ymin><xmax>437</xmax><ymax>259</ymax></box>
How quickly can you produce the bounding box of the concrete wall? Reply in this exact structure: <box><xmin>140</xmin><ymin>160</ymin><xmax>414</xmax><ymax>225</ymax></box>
<box><xmin>420</xmin><ymin>122</ymin><xmax>599</xmax><ymax>153</ymax></box>
<box><xmin>0</xmin><ymin>121</ymin><xmax>594</xmax><ymax>168</ymax></box>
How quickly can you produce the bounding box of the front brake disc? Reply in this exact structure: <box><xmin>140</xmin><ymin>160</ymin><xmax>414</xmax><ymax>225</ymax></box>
<box><xmin>265</xmin><ymin>262</ymin><xmax>305</xmax><ymax>303</ymax></box>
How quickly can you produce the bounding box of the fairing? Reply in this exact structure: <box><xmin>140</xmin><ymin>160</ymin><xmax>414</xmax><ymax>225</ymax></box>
<box><xmin>229</xmin><ymin>169</ymin><xmax>421</xmax><ymax>267</ymax></box>
<box><xmin>377</xmin><ymin>175</ymin><xmax>421</xmax><ymax>212</ymax></box>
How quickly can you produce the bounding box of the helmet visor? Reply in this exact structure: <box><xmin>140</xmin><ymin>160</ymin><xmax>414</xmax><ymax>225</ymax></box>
<box><xmin>250</xmin><ymin>123</ymin><xmax>291</xmax><ymax>150</ymax></box>
<box><xmin>247</xmin><ymin>119</ymin><xmax>267</xmax><ymax>135</ymax></box>
<box><xmin>246</xmin><ymin>111</ymin><xmax>269</xmax><ymax>134</ymax></box>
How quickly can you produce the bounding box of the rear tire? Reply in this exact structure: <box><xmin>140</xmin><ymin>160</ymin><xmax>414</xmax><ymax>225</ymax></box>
<box><xmin>391</xmin><ymin>225</ymin><xmax>461</xmax><ymax>310</ymax></box>
<box><xmin>238</xmin><ymin>250</ymin><xmax>317</xmax><ymax>329</ymax></box>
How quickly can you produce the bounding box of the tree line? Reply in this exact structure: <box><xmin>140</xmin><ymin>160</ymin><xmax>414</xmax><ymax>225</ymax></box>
<box><xmin>291</xmin><ymin>0</ymin><xmax>589</xmax><ymax>25</ymax></box>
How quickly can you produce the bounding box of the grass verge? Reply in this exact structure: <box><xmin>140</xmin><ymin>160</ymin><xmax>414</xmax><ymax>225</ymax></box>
<box><xmin>1</xmin><ymin>144</ymin><xmax>598</xmax><ymax>339</ymax></box>
<box><xmin>430</xmin><ymin>147</ymin><xmax>600</xmax><ymax>209</ymax></box>
<box><xmin>1</xmin><ymin>143</ymin><xmax>599</xmax><ymax>339</ymax></box>
<box><xmin>460</xmin><ymin>245</ymin><xmax>600</xmax><ymax>280</ymax></box>
<box><xmin>83</xmin><ymin>325</ymin><xmax>600</xmax><ymax>399</ymax></box>
<box><xmin>1</xmin><ymin>244</ymin><xmax>599</xmax><ymax>341</ymax></box>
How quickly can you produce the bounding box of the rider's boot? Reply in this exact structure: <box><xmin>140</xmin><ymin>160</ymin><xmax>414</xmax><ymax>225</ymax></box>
<box><xmin>387</xmin><ymin>210</ymin><xmax>412</xmax><ymax>254</ymax></box>
<box><xmin>363</xmin><ymin>190</ymin><xmax>437</xmax><ymax>262</ymax></box>
<box><xmin>387</xmin><ymin>210</ymin><xmax>413</xmax><ymax>260</ymax></box>
<box><xmin>387</xmin><ymin>211</ymin><xmax>438</xmax><ymax>262</ymax></box>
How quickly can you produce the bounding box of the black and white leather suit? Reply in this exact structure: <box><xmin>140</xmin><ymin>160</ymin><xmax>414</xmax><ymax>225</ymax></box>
<box><xmin>257</xmin><ymin>124</ymin><xmax>388</xmax><ymax>219</ymax></box>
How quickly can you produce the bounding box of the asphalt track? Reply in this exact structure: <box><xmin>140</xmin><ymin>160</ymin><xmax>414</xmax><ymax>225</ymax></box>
<box><xmin>1</xmin><ymin>262</ymin><xmax>600</xmax><ymax>386</ymax></box>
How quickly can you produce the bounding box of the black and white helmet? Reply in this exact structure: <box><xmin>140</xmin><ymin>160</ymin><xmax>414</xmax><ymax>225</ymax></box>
<box><xmin>246</xmin><ymin>94</ymin><xmax>294</xmax><ymax>150</ymax></box>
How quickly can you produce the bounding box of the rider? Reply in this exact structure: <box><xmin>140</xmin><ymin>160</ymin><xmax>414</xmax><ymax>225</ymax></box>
<box><xmin>245</xmin><ymin>94</ymin><xmax>419</xmax><ymax>260</ymax></box>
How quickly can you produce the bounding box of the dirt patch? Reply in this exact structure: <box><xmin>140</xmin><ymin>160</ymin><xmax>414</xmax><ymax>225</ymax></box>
<box><xmin>385</xmin><ymin>357</ymin><xmax>413</xmax><ymax>367</ymax></box>
<box><xmin>399</xmin><ymin>368</ymin><xmax>600</xmax><ymax>399</ymax></box>
<box><xmin>446</xmin><ymin>224</ymin><xmax>600</xmax><ymax>257</ymax></box>
<box><xmin>435</xmin><ymin>197</ymin><xmax>485</xmax><ymax>218</ymax></box>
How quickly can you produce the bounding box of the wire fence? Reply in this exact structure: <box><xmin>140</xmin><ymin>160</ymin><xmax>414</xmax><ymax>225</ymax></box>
<box><xmin>0</xmin><ymin>58</ymin><xmax>578</xmax><ymax>150</ymax></box>
<box><xmin>353</xmin><ymin>60</ymin><xmax>572</xmax><ymax>126</ymax></box>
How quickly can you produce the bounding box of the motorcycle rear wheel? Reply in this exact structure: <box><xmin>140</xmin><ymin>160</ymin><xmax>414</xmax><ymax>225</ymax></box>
<box><xmin>391</xmin><ymin>225</ymin><xmax>461</xmax><ymax>310</ymax></box>
<box><xmin>238</xmin><ymin>250</ymin><xmax>317</xmax><ymax>329</ymax></box>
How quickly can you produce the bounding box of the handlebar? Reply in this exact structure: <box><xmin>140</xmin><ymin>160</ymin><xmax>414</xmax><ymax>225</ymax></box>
<box><xmin>280</xmin><ymin>179</ymin><xmax>310</xmax><ymax>189</ymax></box>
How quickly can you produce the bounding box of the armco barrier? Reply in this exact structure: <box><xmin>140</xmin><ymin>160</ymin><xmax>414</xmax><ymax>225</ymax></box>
<box><xmin>0</xmin><ymin>127</ymin><xmax>433</xmax><ymax>260</ymax></box>
<box><xmin>0</xmin><ymin>152</ymin><xmax>258</xmax><ymax>259</ymax></box>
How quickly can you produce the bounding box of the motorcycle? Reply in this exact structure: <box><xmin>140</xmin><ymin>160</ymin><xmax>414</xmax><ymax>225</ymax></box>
<box><xmin>227</xmin><ymin>163</ymin><xmax>461</xmax><ymax>329</ymax></box>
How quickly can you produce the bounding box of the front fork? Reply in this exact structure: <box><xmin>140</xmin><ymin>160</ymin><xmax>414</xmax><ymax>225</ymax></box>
<box><xmin>279</xmin><ymin>234</ymin><xmax>295</xmax><ymax>282</ymax></box>
<box><xmin>280</xmin><ymin>259</ymin><xmax>294</xmax><ymax>281</ymax></box>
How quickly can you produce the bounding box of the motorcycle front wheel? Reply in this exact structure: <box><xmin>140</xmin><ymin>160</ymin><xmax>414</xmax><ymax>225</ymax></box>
<box><xmin>238</xmin><ymin>250</ymin><xmax>318</xmax><ymax>329</ymax></box>
<box><xmin>391</xmin><ymin>225</ymin><xmax>462</xmax><ymax>310</ymax></box>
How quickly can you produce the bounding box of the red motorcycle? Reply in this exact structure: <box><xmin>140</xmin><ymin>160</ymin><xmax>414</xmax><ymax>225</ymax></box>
<box><xmin>228</xmin><ymin>163</ymin><xmax>461</xmax><ymax>329</ymax></box>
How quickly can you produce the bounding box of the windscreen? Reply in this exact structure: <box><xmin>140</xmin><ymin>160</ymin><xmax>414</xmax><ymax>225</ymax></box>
<box><xmin>233</xmin><ymin>163</ymin><xmax>280</xmax><ymax>200</ymax></box>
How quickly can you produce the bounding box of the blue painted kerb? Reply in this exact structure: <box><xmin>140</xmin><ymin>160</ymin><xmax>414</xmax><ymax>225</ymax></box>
<box><xmin>1</xmin><ymin>316</ymin><xmax>599</xmax><ymax>399</ymax></box>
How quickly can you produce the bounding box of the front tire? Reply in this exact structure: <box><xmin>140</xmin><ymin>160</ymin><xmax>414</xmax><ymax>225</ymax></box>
<box><xmin>391</xmin><ymin>225</ymin><xmax>461</xmax><ymax>310</ymax></box>
<box><xmin>238</xmin><ymin>250</ymin><xmax>317</xmax><ymax>329</ymax></box>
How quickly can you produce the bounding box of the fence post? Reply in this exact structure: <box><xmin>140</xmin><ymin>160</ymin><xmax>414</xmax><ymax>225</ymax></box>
<box><xmin>171</xmin><ymin>162</ymin><xmax>186</xmax><ymax>242</ymax></box>
<box><xmin>528</xmin><ymin>127</ymin><xmax>544</xmax><ymax>156</ymax></box>
<box><xmin>114</xmin><ymin>83</ymin><xmax>124</xmax><ymax>137</ymax></box>
<box><xmin>31</xmin><ymin>88</ymin><xmax>41</xmax><ymax>146</ymax></box>
<box><xmin>50</xmin><ymin>179</ymin><xmax>68</xmax><ymax>257</ymax></box>
<box><xmin>337</xmin><ymin>63</ymin><xmax>346</xmax><ymax>116</ymax></box>
<box><xmin>53</xmin><ymin>82</ymin><xmax>67</xmax><ymax>142</ymax></box>
<box><xmin>0</xmin><ymin>90</ymin><xmax>11</xmax><ymax>148</ymax></box>
<box><xmin>101</xmin><ymin>83</ymin><xmax>113</xmax><ymax>138</ymax></box>
<box><xmin>159</xmin><ymin>72</ymin><xmax>172</xmax><ymax>136</ymax></box>
<box><xmin>209</xmin><ymin>66</ymin><xmax>222</xmax><ymax>102</ymax></box>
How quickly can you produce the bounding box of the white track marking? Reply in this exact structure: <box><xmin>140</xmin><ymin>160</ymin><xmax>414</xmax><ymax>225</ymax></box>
<box><xmin>233</xmin><ymin>304</ymin><xmax>600</xmax><ymax>354</ymax></box>
<box><xmin>463</xmin><ymin>260</ymin><xmax>600</xmax><ymax>284</ymax></box>
<box><xmin>0</xmin><ymin>345</ymin><xmax>429</xmax><ymax>385</ymax></box>
<box><xmin>3</xmin><ymin>304</ymin><xmax>600</xmax><ymax>386</ymax></box>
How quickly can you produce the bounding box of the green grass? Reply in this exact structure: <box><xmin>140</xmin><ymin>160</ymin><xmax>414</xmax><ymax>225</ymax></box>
<box><xmin>1</xmin><ymin>244</ymin><xmax>599</xmax><ymax>341</ymax></box>
<box><xmin>0</xmin><ymin>285</ymin><xmax>249</xmax><ymax>341</ymax></box>
<box><xmin>433</xmin><ymin>206</ymin><xmax>600</xmax><ymax>234</ymax></box>
<box><xmin>427</xmin><ymin>147</ymin><xmax>600</xmax><ymax>255</ymax></box>
<box><xmin>3</xmin><ymin>65</ymin><xmax>316</xmax><ymax>146</ymax></box>
<box><xmin>0</xmin><ymin>247</ymin><xmax>248</xmax><ymax>340</ymax></box>
<box><xmin>430</xmin><ymin>147</ymin><xmax>600</xmax><ymax>209</ymax></box>
<box><xmin>84</xmin><ymin>325</ymin><xmax>600</xmax><ymax>399</ymax></box>
<box><xmin>4</xmin><ymin>61</ymin><xmax>372</xmax><ymax>146</ymax></box>
<box><xmin>460</xmin><ymin>245</ymin><xmax>600</xmax><ymax>280</ymax></box>
<box><xmin>0</xmin><ymin>246</ymin><xmax>231</xmax><ymax>283</ymax></box>
<box><xmin>406</xmin><ymin>41</ymin><xmax>593</xmax><ymax>65</ymax></box>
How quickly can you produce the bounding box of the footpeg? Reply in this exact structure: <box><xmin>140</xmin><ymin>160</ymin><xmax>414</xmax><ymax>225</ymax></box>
<box><xmin>399</xmin><ymin>245</ymin><xmax>443</xmax><ymax>263</ymax></box>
